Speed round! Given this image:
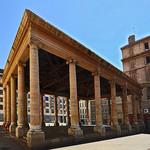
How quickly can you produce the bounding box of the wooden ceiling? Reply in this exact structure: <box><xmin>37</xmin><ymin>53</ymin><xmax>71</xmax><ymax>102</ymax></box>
<box><xmin>24</xmin><ymin>49</ymin><xmax>123</xmax><ymax>99</ymax></box>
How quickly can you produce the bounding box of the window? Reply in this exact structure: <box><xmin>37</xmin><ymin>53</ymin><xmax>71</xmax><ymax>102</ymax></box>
<box><xmin>130</xmin><ymin>70</ymin><xmax>137</xmax><ymax>80</ymax></box>
<box><xmin>146</xmin><ymin>56</ymin><xmax>150</xmax><ymax>64</ymax></box>
<box><xmin>0</xmin><ymin>97</ymin><xmax>3</xmax><ymax>102</ymax></box>
<box><xmin>46</xmin><ymin>103</ymin><xmax>49</xmax><ymax>107</ymax></box>
<box><xmin>147</xmin><ymin>87</ymin><xmax>150</xmax><ymax>99</ymax></box>
<box><xmin>28</xmin><ymin>94</ymin><xmax>30</xmax><ymax>99</ymax></box>
<box><xmin>0</xmin><ymin>90</ymin><xmax>3</xmax><ymax>95</ymax></box>
<box><xmin>46</xmin><ymin>109</ymin><xmax>49</xmax><ymax>113</ymax></box>
<box><xmin>60</xmin><ymin>110</ymin><xmax>62</xmax><ymax>114</ymax></box>
<box><xmin>51</xmin><ymin>109</ymin><xmax>54</xmax><ymax>113</ymax></box>
<box><xmin>146</xmin><ymin>68</ymin><xmax>150</xmax><ymax>82</ymax></box>
<box><xmin>129</xmin><ymin>47</ymin><xmax>133</xmax><ymax>56</ymax></box>
<box><xmin>130</xmin><ymin>60</ymin><xmax>135</xmax><ymax>69</ymax></box>
<box><xmin>145</xmin><ymin>42</ymin><xmax>149</xmax><ymax>50</ymax></box>
<box><xmin>45</xmin><ymin>96</ymin><xmax>49</xmax><ymax>101</ymax></box>
<box><xmin>0</xmin><ymin>105</ymin><xmax>3</xmax><ymax>110</ymax></box>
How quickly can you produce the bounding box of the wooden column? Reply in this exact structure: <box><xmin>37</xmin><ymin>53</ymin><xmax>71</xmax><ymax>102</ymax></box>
<box><xmin>93</xmin><ymin>72</ymin><xmax>106</xmax><ymax>136</ymax></box>
<box><xmin>66</xmin><ymin>97</ymin><xmax>70</xmax><ymax>126</ymax></box>
<box><xmin>86</xmin><ymin>100</ymin><xmax>90</xmax><ymax>125</ymax></box>
<box><xmin>54</xmin><ymin>95</ymin><xmax>59</xmax><ymax>126</ymax></box>
<box><xmin>121</xmin><ymin>84</ymin><xmax>132</xmax><ymax>131</ymax></box>
<box><xmin>27</xmin><ymin>42</ymin><xmax>45</xmax><ymax>149</ymax></box>
<box><xmin>3</xmin><ymin>87</ymin><xmax>6</xmax><ymax>126</ymax></box>
<box><xmin>110</xmin><ymin>79</ymin><xmax>121</xmax><ymax>134</ymax></box>
<box><xmin>40</xmin><ymin>94</ymin><xmax>45</xmax><ymax>126</ymax></box>
<box><xmin>67</xmin><ymin>58</ymin><xmax>83</xmax><ymax>136</ymax></box>
<box><xmin>131</xmin><ymin>89</ymin><xmax>139</xmax><ymax>130</ymax></box>
<box><xmin>6</xmin><ymin>83</ymin><xmax>11</xmax><ymax>124</ymax></box>
<box><xmin>16</xmin><ymin>63</ymin><xmax>28</xmax><ymax>138</ymax></box>
<box><xmin>9</xmin><ymin>76</ymin><xmax>17</xmax><ymax>133</ymax></box>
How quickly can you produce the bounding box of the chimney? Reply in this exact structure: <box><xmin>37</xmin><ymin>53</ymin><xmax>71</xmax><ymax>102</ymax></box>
<box><xmin>128</xmin><ymin>35</ymin><xmax>135</xmax><ymax>44</ymax></box>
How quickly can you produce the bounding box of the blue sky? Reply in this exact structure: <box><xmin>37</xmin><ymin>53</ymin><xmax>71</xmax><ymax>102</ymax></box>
<box><xmin>1</xmin><ymin>0</ymin><xmax>150</xmax><ymax>70</ymax></box>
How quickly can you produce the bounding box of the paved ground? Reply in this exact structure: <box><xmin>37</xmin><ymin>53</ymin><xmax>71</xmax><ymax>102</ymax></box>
<box><xmin>0</xmin><ymin>126</ymin><xmax>28</xmax><ymax>150</ymax></box>
<box><xmin>53</xmin><ymin>134</ymin><xmax>150</xmax><ymax>150</ymax></box>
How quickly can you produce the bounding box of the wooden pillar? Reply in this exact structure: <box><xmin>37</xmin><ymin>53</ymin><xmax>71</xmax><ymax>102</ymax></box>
<box><xmin>6</xmin><ymin>83</ymin><xmax>11</xmax><ymax>124</ymax></box>
<box><xmin>131</xmin><ymin>89</ymin><xmax>139</xmax><ymax>130</ymax></box>
<box><xmin>93</xmin><ymin>72</ymin><xmax>106</xmax><ymax>136</ymax></box>
<box><xmin>9</xmin><ymin>76</ymin><xmax>17</xmax><ymax>133</ymax></box>
<box><xmin>54</xmin><ymin>95</ymin><xmax>59</xmax><ymax>126</ymax></box>
<box><xmin>86</xmin><ymin>100</ymin><xmax>90</xmax><ymax>125</ymax></box>
<box><xmin>67</xmin><ymin>58</ymin><xmax>83</xmax><ymax>136</ymax></box>
<box><xmin>66</xmin><ymin>97</ymin><xmax>70</xmax><ymax>126</ymax></box>
<box><xmin>27</xmin><ymin>42</ymin><xmax>45</xmax><ymax>149</ymax></box>
<box><xmin>16</xmin><ymin>63</ymin><xmax>28</xmax><ymax>138</ymax></box>
<box><xmin>110</xmin><ymin>79</ymin><xmax>121</xmax><ymax>134</ymax></box>
<box><xmin>40</xmin><ymin>94</ymin><xmax>45</xmax><ymax>126</ymax></box>
<box><xmin>3</xmin><ymin>87</ymin><xmax>6</xmax><ymax>126</ymax></box>
<box><xmin>121</xmin><ymin>84</ymin><xmax>132</xmax><ymax>131</ymax></box>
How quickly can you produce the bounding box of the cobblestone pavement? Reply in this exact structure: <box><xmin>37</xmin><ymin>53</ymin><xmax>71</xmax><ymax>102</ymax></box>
<box><xmin>0</xmin><ymin>126</ymin><xmax>28</xmax><ymax>150</ymax></box>
<box><xmin>53</xmin><ymin>134</ymin><xmax>150</xmax><ymax>150</ymax></box>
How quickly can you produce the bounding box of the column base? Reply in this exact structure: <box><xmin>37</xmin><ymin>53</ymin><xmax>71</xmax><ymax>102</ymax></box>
<box><xmin>9</xmin><ymin>123</ymin><xmax>16</xmax><ymax>133</ymax></box>
<box><xmin>122</xmin><ymin>123</ymin><xmax>132</xmax><ymax>132</ymax></box>
<box><xmin>94</xmin><ymin>125</ymin><xmax>106</xmax><ymax>136</ymax></box>
<box><xmin>111</xmin><ymin>124</ymin><xmax>121</xmax><ymax>135</ymax></box>
<box><xmin>139</xmin><ymin>122</ymin><xmax>145</xmax><ymax>131</ymax></box>
<box><xmin>27</xmin><ymin>130</ymin><xmax>45</xmax><ymax>149</ymax></box>
<box><xmin>16</xmin><ymin>126</ymin><xmax>29</xmax><ymax>138</ymax></box>
<box><xmin>54</xmin><ymin>121</ymin><xmax>59</xmax><ymax>126</ymax></box>
<box><xmin>132</xmin><ymin>122</ymin><xmax>140</xmax><ymax>132</ymax></box>
<box><xmin>68</xmin><ymin>126</ymin><xmax>83</xmax><ymax>137</ymax></box>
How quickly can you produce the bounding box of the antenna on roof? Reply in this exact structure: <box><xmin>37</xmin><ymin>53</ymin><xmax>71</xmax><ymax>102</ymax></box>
<box><xmin>132</xmin><ymin>27</ymin><xmax>135</xmax><ymax>35</ymax></box>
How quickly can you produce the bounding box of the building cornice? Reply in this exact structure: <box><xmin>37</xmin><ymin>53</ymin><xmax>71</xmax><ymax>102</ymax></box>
<box><xmin>121</xmin><ymin>36</ymin><xmax>150</xmax><ymax>50</ymax></box>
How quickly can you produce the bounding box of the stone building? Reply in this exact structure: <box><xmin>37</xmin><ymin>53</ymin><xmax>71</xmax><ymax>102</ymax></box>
<box><xmin>121</xmin><ymin>35</ymin><xmax>150</xmax><ymax>115</ymax></box>
<box><xmin>2</xmin><ymin>10</ymin><xmax>144</xmax><ymax>149</ymax></box>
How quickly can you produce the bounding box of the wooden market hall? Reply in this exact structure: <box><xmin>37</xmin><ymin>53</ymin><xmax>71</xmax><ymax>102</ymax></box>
<box><xmin>1</xmin><ymin>9</ymin><xmax>145</xmax><ymax>149</ymax></box>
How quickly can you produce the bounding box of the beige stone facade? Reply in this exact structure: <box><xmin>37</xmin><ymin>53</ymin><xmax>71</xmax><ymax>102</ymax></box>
<box><xmin>1</xmin><ymin>10</ymin><xmax>144</xmax><ymax>148</ymax></box>
<box><xmin>121</xmin><ymin>35</ymin><xmax>150</xmax><ymax>114</ymax></box>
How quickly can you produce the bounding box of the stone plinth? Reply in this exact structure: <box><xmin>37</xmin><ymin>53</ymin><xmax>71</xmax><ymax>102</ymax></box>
<box><xmin>94</xmin><ymin>125</ymin><xmax>106</xmax><ymax>136</ymax></box>
<box><xmin>16</xmin><ymin>125</ymin><xmax>28</xmax><ymax>138</ymax></box>
<box><xmin>9</xmin><ymin>123</ymin><xmax>16</xmax><ymax>133</ymax></box>
<box><xmin>68</xmin><ymin>126</ymin><xmax>83</xmax><ymax>137</ymax></box>
<box><xmin>27</xmin><ymin>128</ymin><xmax>45</xmax><ymax>149</ymax></box>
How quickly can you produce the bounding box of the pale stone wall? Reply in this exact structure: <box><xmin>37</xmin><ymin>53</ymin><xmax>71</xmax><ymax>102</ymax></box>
<box><xmin>122</xmin><ymin>36</ymin><xmax>150</xmax><ymax>114</ymax></box>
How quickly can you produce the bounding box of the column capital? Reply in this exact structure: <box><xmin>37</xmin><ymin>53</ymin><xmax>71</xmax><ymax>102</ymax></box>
<box><xmin>92</xmin><ymin>70</ymin><xmax>100</xmax><ymax>76</ymax></box>
<box><xmin>66</xmin><ymin>57</ymin><xmax>77</xmax><ymax>65</ymax></box>
<box><xmin>18</xmin><ymin>61</ymin><xmax>26</xmax><ymax>67</ymax></box>
<box><xmin>120</xmin><ymin>82</ymin><xmax>128</xmax><ymax>89</ymax></box>
<box><xmin>109</xmin><ymin>78</ymin><xmax>116</xmax><ymax>85</ymax></box>
<box><xmin>29</xmin><ymin>37</ymin><xmax>43</xmax><ymax>49</ymax></box>
<box><xmin>11</xmin><ymin>74</ymin><xmax>17</xmax><ymax>79</ymax></box>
